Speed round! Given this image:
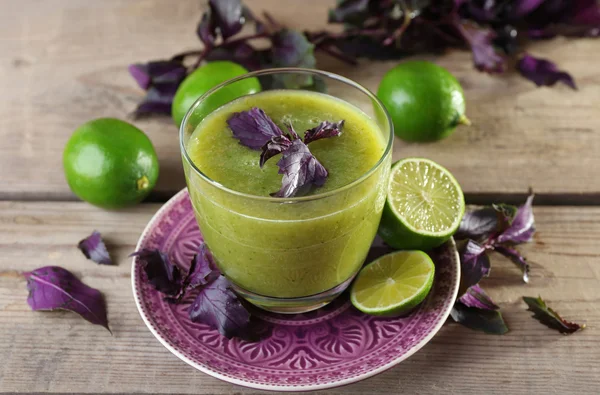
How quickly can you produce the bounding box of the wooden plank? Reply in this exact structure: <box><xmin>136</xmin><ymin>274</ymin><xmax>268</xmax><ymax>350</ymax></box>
<box><xmin>0</xmin><ymin>201</ymin><xmax>598</xmax><ymax>394</ymax></box>
<box><xmin>1</xmin><ymin>0</ymin><xmax>600</xmax><ymax>202</ymax></box>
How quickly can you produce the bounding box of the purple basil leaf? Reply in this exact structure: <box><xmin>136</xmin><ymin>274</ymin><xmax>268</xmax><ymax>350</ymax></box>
<box><xmin>260</xmin><ymin>134</ymin><xmax>293</xmax><ymax>168</ymax></box>
<box><xmin>328</xmin><ymin>0</ymin><xmax>370</xmax><ymax>25</ymax></box>
<box><xmin>459</xmin><ymin>284</ymin><xmax>499</xmax><ymax>310</ymax></box>
<box><xmin>455</xmin><ymin>207</ymin><xmax>500</xmax><ymax>242</ymax></box>
<box><xmin>517</xmin><ymin>54</ymin><xmax>577</xmax><ymax>89</ymax></box>
<box><xmin>131</xmin><ymin>249</ymin><xmax>181</xmax><ymax>297</ymax></box>
<box><xmin>205</xmin><ymin>41</ymin><xmax>262</xmax><ymax>71</ymax></box>
<box><xmin>523</xmin><ymin>296</ymin><xmax>585</xmax><ymax>334</ymax></box>
<box><xmin>209</xmin><ymin>0</ymin><xmax>244</xmax><ymax>40</ymax></box>
<box><xmin>272</xmin><ymin>139</ymin><xmax>328</xmax><ymax>198</ymax></box>
<box><xmin>24</xmin><ymin>266</ymin><xmax>110</xmax><ymax>332</ymax></box>
<box><xmin>568</xmin><ymin>0</ymin><xmax>600</xmax><ymax>26</ymax></box>
<box><xmin>303</xmin><ymin>120</ymin><xmax>344</xmax><ymax>145</ymax></box>
<box><xmin>451</xmin><ymin>301</ymin><xmax>508</xmax><ymax>335</ymax></box>
<box><xmin>514</xmin><ymin>0</ymin><xmax>546</xmax><ymax>17</ymax></box>
<box><xmin>228</xmin><ymin>107</ymin><xmax>283</xmax><ymax>150</ymax></box>
<box><xmin>128</xmin><ymin>60</ymin><xmax>187</xmax><ymax>91</ymax></box>
<box><xmin>457</xmin><ymin>24</ymin><xmax>505</xmax><ymax>73</ymax></box>
<box><xmin>183</xmin><ymin>243</ymin><xmax>220</xmax><ymax>292</ymax></box>
<box><xmin>495</xmin><ymin>194</ymin><xmax>536</xmax><ymax>245</ymax></box>
<box><xmin>188</xmin><ymin>275</ymin><xmax>250</xmax><ymax>338</ymax></box>
<box><xmin>459</xmin><ymin>240</ymin><xmax>491</xmax><ymax>295</ymax></box>
<box><xmin>271</xmin><ymin>30</ymin><xmax>316</xmax><ymax>88</ymax></box>
<box><xmin>494</xmin><ymin>245</ymin><xmax>530</xmax><ymax>283</ymax></box>
<box><xmin>197</xmin><ymin>12</ymin><xmax>216</xmax><ymax>47</ymax></box>
<box><xmin>77</xmin><ymin>231</ymin><xmax>112</xmax><ymax>265</ymax></box>
<box><xmin>134</xmin><ymin>87</ymin><xmax>175</xmax><ymax>116</ymax></box>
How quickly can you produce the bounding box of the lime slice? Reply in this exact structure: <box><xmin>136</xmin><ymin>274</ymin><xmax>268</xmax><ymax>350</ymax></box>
<box><xmin>378</xmin><ymin>158</ymin><xmax>465</xmax><ymax>250</ymax></box>
<box><xmin>351</xmin><ymin>251</ymin><xmax>435</xmax><ymax>316</ymax></box>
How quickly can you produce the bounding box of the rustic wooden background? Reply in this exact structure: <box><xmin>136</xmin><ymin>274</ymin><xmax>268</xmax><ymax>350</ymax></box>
<box><xmin>1</xmin><ymin>0</ymin><xmax>599</xmax><ymax>394</ymax></box>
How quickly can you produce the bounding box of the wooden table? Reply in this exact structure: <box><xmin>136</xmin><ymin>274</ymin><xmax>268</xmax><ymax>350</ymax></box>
<box><xmin>1</xmin><ymin>1</ymin><xmax>599</xmax><ymax>394</ymax></box>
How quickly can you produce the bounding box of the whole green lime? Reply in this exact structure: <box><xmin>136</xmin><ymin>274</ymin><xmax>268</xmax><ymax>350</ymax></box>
<box><xmin>172</xmin><ymin>61</ymin><xmax>261</xmax><ymax>126</ymax></box>
<box><xmin>63</xmin><ymin>118</ymin><xmax>159</xmax><ymax>209</ymax></box>
<box><xmin>377</xmin><ymin>61</ymin><xmax>470</xmax><ymax>142</ymax></box>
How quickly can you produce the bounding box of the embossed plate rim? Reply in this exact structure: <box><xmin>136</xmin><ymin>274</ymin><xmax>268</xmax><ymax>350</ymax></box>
<box><xmin>131</xmin><ymin>188</ymin><xmax>460</xmax><ymax>392</ymax></box>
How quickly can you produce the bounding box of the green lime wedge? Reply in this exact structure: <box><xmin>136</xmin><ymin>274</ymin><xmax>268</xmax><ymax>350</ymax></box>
<box><xmin>378</xmin><ymin>158</ymin><xmax>465</xmax><ymax>250</ymax></box>
<box><xmin>351</xmin><ymin>250</ymin><xmax>435</xmax><ymax>316</ymax></box>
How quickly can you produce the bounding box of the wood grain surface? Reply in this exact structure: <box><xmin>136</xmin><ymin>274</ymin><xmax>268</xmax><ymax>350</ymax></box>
<box><xmin>0</xmin><ymin>202</ymin><xmax>598</xmax><ymax>394</ymax></box>
<box><xmin>1</xmin><ymin>0</ymin><xmax>599</xmax><ymax>202</ymax></box>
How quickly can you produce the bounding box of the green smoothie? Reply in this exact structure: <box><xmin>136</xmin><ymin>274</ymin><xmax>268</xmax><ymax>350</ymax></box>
<box><xmin>184</xmin><ymin>90</ymin><xmax>390</xmax><ymax>298</ymax></box>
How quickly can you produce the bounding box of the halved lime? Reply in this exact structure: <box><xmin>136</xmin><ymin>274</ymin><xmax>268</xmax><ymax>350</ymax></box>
<box><xmin>351</xmin><ymin>251</ymin><xmax>435</xmax><ymax>316</ymax></box>
<box><xmin>378</xmin><ymin>158</ymin><xmax>465</xmax><ymax>250</ymax></box>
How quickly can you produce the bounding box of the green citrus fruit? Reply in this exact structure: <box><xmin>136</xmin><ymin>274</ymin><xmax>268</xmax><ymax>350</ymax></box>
<box><xmin>377</xmin><ymin>60</ymin><xmax>470</xmax><ymax>142</ymax></box>
<box><xmin>63</xmin><ymin>118</ymin><xmax>159</xmax><ymax>209</ymax></box>
<box><xmin>351</xmin><ymin>250</ymin><xmax>435</xmax><ymax>317</ymax></box>
<box><xmin>378</xmin><ymin>158</ymin><xmax>465</xmax><ymax>250</ymax></box>
<box><xmin>172</xmin><ymin>61</ymin><xmax>261</xmax><ymax>126</ymax></box>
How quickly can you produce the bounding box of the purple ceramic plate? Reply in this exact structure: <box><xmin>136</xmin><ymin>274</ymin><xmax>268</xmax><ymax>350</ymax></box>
<box><xmin>132</xmin><ymin>189</ymin><xmax>460</xmax><ymax>391</ymax></box>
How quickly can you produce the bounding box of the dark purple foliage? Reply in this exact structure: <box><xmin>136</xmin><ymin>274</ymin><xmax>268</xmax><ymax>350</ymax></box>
<box><xmin>455</xmin><ymin>207</ymin><xmax>502</xmax><ymax>242</ymax></box>
<box><xmin>459</xmin><ymin>284</ymin><xmax>499</xmax><ymax>310</ymax></box>
<box><xmin>197</xmin><ymin>0</ymin><xmax>244</xmax><ymax>46</ymax></box>
<box><xmin>128</xmin><ymin>60</ymin><xmax>187</xmax><ymax>116</ymax></box>
<box><xmin>459</xmin><ymin>240</ymin><xmax>491</xmax><ymax>294</ymax></box>
<box><xmin>496</xmin><ymin>194</ymin><xmax>536</xmax><ymax>244</ymax></box>
<box><xmin>457</xmin><ymin>24</ymin><xmax>505</xmax><ymax>73</ymax></box>
<box><xmin>303</xmin><ymin>120</ymin><xmax>344</xmax><ymax>145</ymax></box>
<box><xmin>181</xmin><ymin>243</ymin><xmax>220</xmax><ymax>293</ymax></box>
<box><xmin>272</xmin><ymin>139</ymin><xmax>328</xmax><ymax>198</ymax></box>
<box><xmin>450</xmin><ymin>301</ymin><xmax>508</xmax><ymax>335</ymax></box>
<box><xmin>517</xmin><ymin>55</ymin><xmax>577</xmax><ymax>89</ymax></box>
<box><xmin>24</xmin><ymin>266</ymin><xmax>110</xmax><ymax>332</ymax></box>
<box><xmin>260</xmin><ymin>134</ymin><xmax>293</xmax><ymax>167</ymax></box>
<box><xmin>189</xmin><ymin>275</ymin><xmax>251</xmax><ymax>339</ymax></box>
<box><xmin>227</xmin><ymin>107</ymin><xmax>283</xmax><ymax>150</ymax></box>
<box><xmin>130</xmin><ymin>249</ymin><xmax>181</xmax><ymax>297</ymax></box>
<box><xmin>523</xmin><ymin>296</ymin><xmax>585</xmax><ymax>334</ymax></box>
<box><xmin>495</xmin><ymin>245</ymin><xmax>530</xmax><ymax>283</ymax></box>
<box><xmin>77</xmin><ymin>231</ymin><xmax>112</xmax><ymax>265</ymax></box>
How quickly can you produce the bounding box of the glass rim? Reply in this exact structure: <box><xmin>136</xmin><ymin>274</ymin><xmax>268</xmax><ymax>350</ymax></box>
<box><xmin>179</xmin><ymin>67</ymin><xmax>394</xmax><ymax>203</ymax></box>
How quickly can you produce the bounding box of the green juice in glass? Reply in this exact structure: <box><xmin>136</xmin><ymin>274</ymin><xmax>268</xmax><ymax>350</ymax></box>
<box><xmin>185</xmin><ymin>90</ymin><xmax>389</xmax><ymax>301</ymax></box>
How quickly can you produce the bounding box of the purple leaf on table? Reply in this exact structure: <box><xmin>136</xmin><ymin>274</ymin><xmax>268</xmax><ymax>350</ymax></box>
<box><xmin>494</xmin><ymin>245</ymin><xmax>530</xmax><ymax>283</ymax></box>
<box><xmin>517</xmin><ymin>55</ymin><xmax>577</xmax><ymax>89</ymax></box>
<box><xmin>270</xmin><ymin>29</ymin><xmax>316</xmax><ymax>88</ymax></box>
<box><xmin>451</xmin><ymin>301</ymin><xmax>508</xmax><ymax>335</ymax></box>
<box><xmin>189</xmin><ymin>275</ymin><xmax>251</xmax><ymax>339</ymax></box>
<box><xmin>456</xmin><ymin>23</ymin><xmax>505</xmax><ymax>73</ymax></box>
<box><xmin>459</xmin><ymin>284</ymin><xmax>499</xmax><ymax>310</ymax></box>
<box><xmin>130</xmin><ymin>249</ymin><xmax>181</xmax><ymax>297</ymax></box>
<box><xmin>523</xmin><ymin>296</ymin><xmax>585</xmax><ymax>334</ymax></box>
<box><xmin>128</xmin><ymin>60</ymin><xmax>187</xmax><ymax>116</ymax></box>
<box><xmin>208</xmin><ymin>0</ymin><xmax>244</xmax><ymax>40</ymax></box>
<box><xmin>459</xmin><ymin>240</ymin><xmax>491</xmax><ymax>294</ymax></box>
<box><xmin>303</xmin><ymin>120</ymin><xmax>344</xmax><ymax>144</ymax></box>
<box><xmin>271</xmin><ymin>139</ymin><xmax>328</xmax><ymax>198</ymax></box>
<box><xmin>77</xmin><ymin>231</ymin><xmax>112</xmax><ymax>265</ymax></box>
<box><xmin>24</xmin><ymin>266</ymin><xmax>110</xmax><ymax>332</ymax></box>
<box><xmin>328</xmin><ymin>0</ymin><xmax>370</xmax><ymax>24</ymax></box>
<box><xmin>228</xmin><ymin>107</ymin><xmax>283</xmax><ymax>150</ymax></box>
<box><xmin>197</xmin><ymin>12</ymin><xmax>217</xmax><ymax>47</ymax></box>
<box><xmin>495</xmin><ymin>194</ymin><xmax>536</xmax><ymax>244</ymax></box>
<box><xmin>455</xmin><ymin>207</ymin><xmax>501</xmax><ymax>242</ymax></box>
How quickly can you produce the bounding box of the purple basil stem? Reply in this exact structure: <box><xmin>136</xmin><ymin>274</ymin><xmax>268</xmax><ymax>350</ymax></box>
<box><xmin>451</xmin><ymin>301</ymin><xmax>508</xmax><ymax>335</ymax></box>
<box><xmin>517</xmin><ymin>55</ymin><xmax>577</xmax><ymax>89</ymax></box>
<box><xmin>188</xmin><ymin>275</ymin><xmax>251</xmax><ymax>339</ymax></box>
<box><xmin>523</xmin><ymin>296</ymin><xmax>585</xmax><ymax>334</ymax></box>
<box><xmin>457</xmin><ymin>24</ymin><xmax>505</xmax><ymax>73</ymax></box>
<box><xmin>459</xmin><ymin>240</ymin><xmax>491</xmax><ymax>295</ymax></box>
<box><xmin>303</xmin><ymin>120</ymin><xmax>344</xmax><ymax>145</ymax></box>
<box><xmin>227</xmin><ymin>107</ymin><xmax>284</xmax><ymax>150</ymax></box>
<box><xmin>496</xmin><ymin>194</ymin><xmax>536</xmax><ymax>244</ymax></box>
<box><xmin>459</xmin><ymin>284</ymin><xmax>499</xmax><ymax>310</ymax></box>
<box><xmin>24</xmin><ymin>266</ymin><xmax>110</xmax><ymax>332</ymax></box>
<box><xmin>495</xmin><ymin>245</ymin><xmax>531</xmax><ymax>283</ymax></box>
<box><xmin>130</xmin><ymin>249</ymin><xmax>181</xmax><ymax>297</ymax></box>
<box><xmin>272</xmin><ymin>139</ymin><xmax>328</xmax><ymax>198</ymax></box>
<box><xmin>77</xmin><ymin>231</ymin><xmax>112</xmax><ymax>265</ymax></box>
<box><xmin>260</xmin><ymin>134</ymin><xmax>293</xmax><ymax>168</ymax></box>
